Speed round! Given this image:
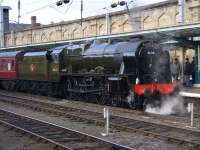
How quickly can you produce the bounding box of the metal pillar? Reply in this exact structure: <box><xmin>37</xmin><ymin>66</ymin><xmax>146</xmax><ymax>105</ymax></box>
<box><xmin>11</xmin><ymin>30</ymin><xmax>15</xmax><ymax>46</ymax></box>
<box><xmin>178</xmin><ymin>0</ymin><xmax>185</xmax><ymax>24</ymax></box>
<box><xmin>187</xmin><ymin>103</ymin><xmax>194</xmax><ymax>127</ymax></box>
<box><xmin>101</xmin><ymin>108</ymin><xmax>110</xmax><ymax>136</ymax></box>
<box><xmin>194</xmin><ymin>45</ymin><xmax>200</xmax><ymax>85</ymax></box>
<box><xmin>181</xmin><ymin>47</ymin><xmax>186</xmax><ymax>80</ymax></box>
<box><xmin>18</xmin><ymin>0</ymin><xmax>20</xmax><ymax>24</ymax></box>
<box><xmin>0</xmin><ymin>4</ymin><xmax>4</xmax><ymax>48</ymax></box>
<box><xmin>80</xmin><ymin>0</ymin><xmax>83</xmax><ymax>26</ymax></box>
<box><xmin>105</xmin><ymin>10</ymin><xmax>110</xmax><ymax>35</ymax></box>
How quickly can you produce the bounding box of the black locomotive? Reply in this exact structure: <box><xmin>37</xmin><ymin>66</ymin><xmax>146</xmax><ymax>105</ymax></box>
<box><xmin>0</xmin><ymin>39</ymin><xmax>175</xmax><ymax>109</ymax></box>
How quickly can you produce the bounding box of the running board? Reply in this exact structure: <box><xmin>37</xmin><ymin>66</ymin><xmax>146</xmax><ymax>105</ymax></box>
<box><xmin>68</xmin><ymin>88</ymin><xmax>105</xmax><ymax>94</ymax></box>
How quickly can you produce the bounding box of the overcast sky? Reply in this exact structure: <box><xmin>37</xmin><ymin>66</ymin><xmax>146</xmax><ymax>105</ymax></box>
<box><xmin>2</xmin><ymin>0</ymin><xmax>166</xmax><ymax>24</ymax></box>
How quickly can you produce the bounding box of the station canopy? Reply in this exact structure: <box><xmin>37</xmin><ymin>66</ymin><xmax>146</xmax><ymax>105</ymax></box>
<box><xmin>1</xmin><ymin>22</ymin><xmax>200</xmax><ymax>52</ymax></box>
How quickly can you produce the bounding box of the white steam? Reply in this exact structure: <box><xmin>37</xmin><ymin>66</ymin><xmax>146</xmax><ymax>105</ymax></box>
<box><xmin>145</xmin><ymin>95</ymin><xmax>186</xmax><ymax>115</ymax></box>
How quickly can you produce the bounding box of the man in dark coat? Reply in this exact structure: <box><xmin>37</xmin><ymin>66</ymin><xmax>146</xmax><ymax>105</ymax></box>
<box><xmin>190</xmin><ymin>57</ymin><xmax>195</xmax><ymax>84</ymax></box>
<box><xmin>184</xmin><ymin>58</ymin><xmax>191</xmax><ymax>87</ymax></box>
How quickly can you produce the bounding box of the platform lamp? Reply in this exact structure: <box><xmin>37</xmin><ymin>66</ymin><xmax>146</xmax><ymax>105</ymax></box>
<box><xmin>111</xmin><ymin>1</ymin><xmax>134</xmax><ymax>16</ymax></box>
<box><xmin>104</xmin><ymin>1</ymin><xmax>132</xmax><ymax>35</ymax></box>
<box><xmin>56</xmin><ymin>0</ymin><xmax>83</xmax><ymax>26</ymax></box>
<box><xmin>56</xmin><ymin>0</ymin><xmax>70</xmax><ymax>6</ymax></box>
<box><xmin>111</xmin><ymin>1</ymin><xmax>127</xmax><ymax>8</ymax></box>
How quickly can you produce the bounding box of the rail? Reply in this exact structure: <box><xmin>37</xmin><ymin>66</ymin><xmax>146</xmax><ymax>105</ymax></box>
<box><xmin>0</xmin><ymin>108</ymin><xmax>133</xmax><ymax>150</ymax></box>
<box><xmin>0</xmin><ymin>92</ymin><xmax>200</xmax><ymax>148</ymax></box>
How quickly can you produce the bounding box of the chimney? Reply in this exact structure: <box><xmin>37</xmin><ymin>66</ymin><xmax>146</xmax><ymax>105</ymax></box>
<box><xmin>2</xmin><ymin>7</ymin><xmax>11</xmax><ymax>33</ymax></box>
<box><xmin>0</xmin><ymin>6</ymin><xmax>11</xmax><ymax>48</ymax></box>
<box><xmin>31</xmin><ymin>16</ymin><xmax>36</xmax><ymax>27</ymax></box>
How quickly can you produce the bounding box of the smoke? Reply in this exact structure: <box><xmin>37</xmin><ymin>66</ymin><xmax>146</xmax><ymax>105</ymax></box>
<box><xmin>145</xmin><ymin>95</ymin><xmax>186</xmax><ymax>115</ymax></box>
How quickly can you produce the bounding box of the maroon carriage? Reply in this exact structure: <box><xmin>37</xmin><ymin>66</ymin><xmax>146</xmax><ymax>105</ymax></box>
<box><xmin>0</xmin><ymin>51</ymin><xmax>24</xmax><ymax>89</ymax></box>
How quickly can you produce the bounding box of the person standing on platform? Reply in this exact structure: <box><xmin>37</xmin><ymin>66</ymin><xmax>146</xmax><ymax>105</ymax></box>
<box><xmin>190</xmin><ymin>57</ymin><xmax>195</xmax><ymax>84</ymax></box>
<box><xmin>184</xmin><ymin>58</ymin><xmax>191</xmax><ymax>87</ymax></box>
<box><xmin>170</xmin><ymin>58</ymin><xmax>181</xmax><ymax>82</ymax></box>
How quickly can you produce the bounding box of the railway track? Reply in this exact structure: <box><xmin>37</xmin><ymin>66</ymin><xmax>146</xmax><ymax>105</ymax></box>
<box><xmin>0</xmin><ymin>108</ymin><xmax>132</xmax><ymax>150</ymax></box>
<box><xmin>0</xmin><ymin>92</ymin><xmax>200</xmax><ymax>148</ymax></box>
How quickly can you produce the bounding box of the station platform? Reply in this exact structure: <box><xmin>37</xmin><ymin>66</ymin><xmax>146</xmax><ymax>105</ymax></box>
<box><xmin>180</xmin><ymin>86</ymin><xmax>200</xmax><ymax>98</ymax></box>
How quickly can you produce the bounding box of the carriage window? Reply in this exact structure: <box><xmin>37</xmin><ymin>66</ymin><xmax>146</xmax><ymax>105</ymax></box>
<box><xmin>11</xmin><ymin>60</ymin><xmax>14</xmax><ymax>67</ymax></box>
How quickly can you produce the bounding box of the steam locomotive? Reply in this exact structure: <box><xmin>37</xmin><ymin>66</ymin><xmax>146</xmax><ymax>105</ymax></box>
<box><xmin>0</xmin><ymin>39</ymin><xmax>175</xmax><ymax>109</ymax></box>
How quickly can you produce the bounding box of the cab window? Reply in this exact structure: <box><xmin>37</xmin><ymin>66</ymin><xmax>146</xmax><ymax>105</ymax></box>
<box><xmin>52</xmin><ymin>54</ymin><xmax>59</xmax><ymax>63</ymax></box>
<box><xmin>73</xmin><ymin>48</ymin><xmax>82</xmax><ymax>55</ymax></box>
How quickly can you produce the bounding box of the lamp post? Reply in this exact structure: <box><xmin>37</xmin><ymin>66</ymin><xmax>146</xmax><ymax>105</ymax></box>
<box><xmin>103</xmin><ymin>7</ymin><xmax>110</xmax><ymax>35</ymax></box>
<box><xmin>18</xmin><ymin>0</ymin><xmax>20</xmax><ymax>24</ymax></box>
<box><xmin>110</xmin><ymin>1</ymin><xmax>141</xmax><ymax>31</ymax></box>
<box><xmin>0</xmin><ymin>0</ymin><xmax>4</xmax><ymax>48</ymax></box>
<box><xmin>111</xmin><ymin>1</ymin><xmax>134</xmax><ymax>16</ymax></box>
<box><xmin>56</xmin><ymin>0</ymin><xmax>84</xmax><ymax>26</ymax></box>
<box><xmin>178</xmin><ymin>0</ymin><xmax>185</xmax><ymax>24</ymax></box>
<box><xmin>56</xmin><ymin>0</ymin><xmax>70</xmax><ymax>6</ymax></box>
<box><xmin>111</xmin><ymin>1</ymin><xmax>132</xmax><ymax>16</ymax></box>
<box><xmin>104</xmin><ymin>1</ymin><xmax>131</xmax><ymax>35</ymax></box>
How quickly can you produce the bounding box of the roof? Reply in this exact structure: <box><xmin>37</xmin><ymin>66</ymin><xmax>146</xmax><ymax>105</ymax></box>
<box><xmin>49</xmin><ymin>45</ymin><xmax>69</xmax><ymax>51</ymax></box>
<box><xmin>49</xmin><ymin>45</ymin><xmax>68</xmax><ymax>54</ymax></box>
<box><xmin>2</xmin><ymin>6</ymin><xmax>11</xmax><ymax>10</ymax></box>
<box><xmin>8</xmin><ymin>23</ymin><xmax>32</xmax><ymax>32</ymax></box>
<box><xmin>24</xmin><ymin>51</ymin><xmax>47</xmax><ymax>57</ymax></box>
<box><xmin>1</xmin><ymin>21</ymin><xmax>200</xmax><ymax>51</ymax></box>
<box><xmin>0</xmin><ymin>51</ymin><xmax>21</xmax><ymax>57</ymax></box>
<box><xmin>84</xmin><ymin>41</ymin><xmax>142</xmax><ymax>55</ymax></box>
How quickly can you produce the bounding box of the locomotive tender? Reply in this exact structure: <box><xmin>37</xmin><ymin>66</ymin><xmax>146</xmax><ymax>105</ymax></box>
<box><xmin>0</xmin><ymin>39</ymin><xmax>175</xmax><ymax>109</ymax></box>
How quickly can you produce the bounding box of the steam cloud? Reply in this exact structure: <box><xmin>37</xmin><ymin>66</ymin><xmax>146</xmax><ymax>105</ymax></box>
<box><xmin>145</xmin><ymin>95</ymin><xmax>186</xmax><ymax>115</ymax></box>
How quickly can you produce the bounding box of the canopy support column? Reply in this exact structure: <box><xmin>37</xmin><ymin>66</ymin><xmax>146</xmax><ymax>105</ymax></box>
<box><xmin>194</xmin><ymin>45</ymin><xmax>200</xmax><ymax>86</ymax></box>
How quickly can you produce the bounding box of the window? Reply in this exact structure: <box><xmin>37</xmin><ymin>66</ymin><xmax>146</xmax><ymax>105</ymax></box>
<box><xmin>73</xmin><ymin>48</ymin><xmax>82</xmax><ymax>55</ymax></box>
<box><xmin>11</xmin><ymin>60</ymin><xmax>14</xmax><ymax>67</ymax></box>
<box><xmin>52</xmin><ymin>54</ymin><xmax>59</xmax><ymax>63</ymax></box>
